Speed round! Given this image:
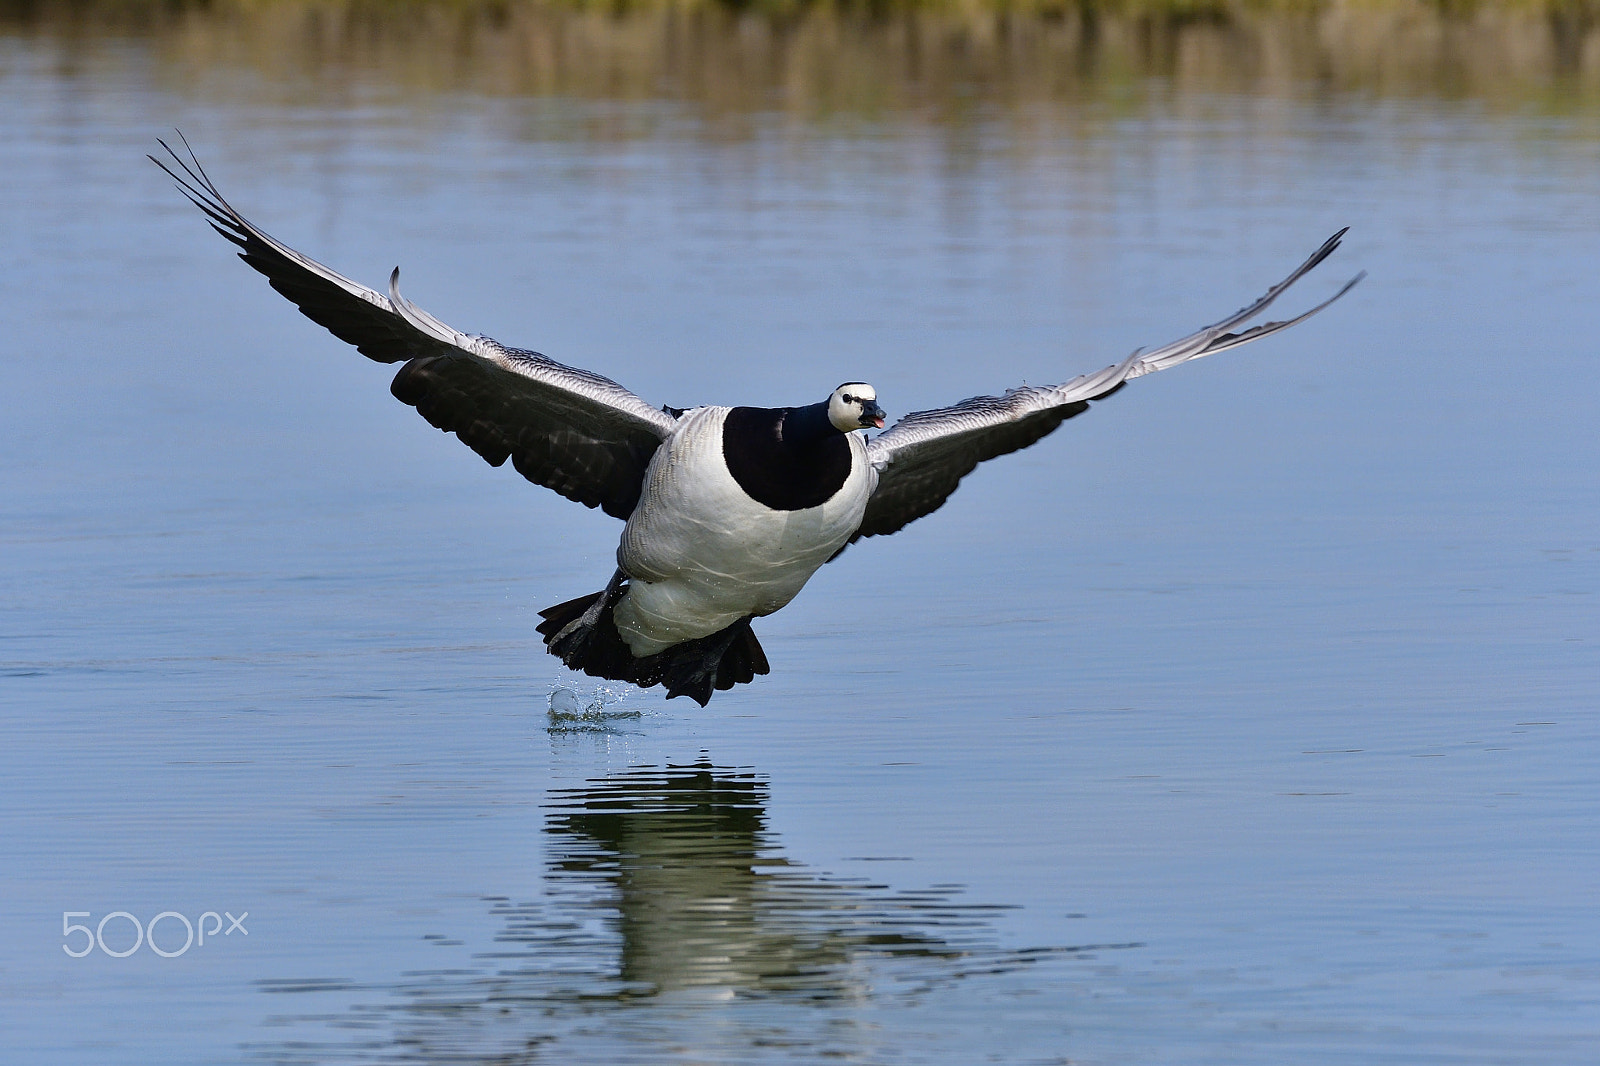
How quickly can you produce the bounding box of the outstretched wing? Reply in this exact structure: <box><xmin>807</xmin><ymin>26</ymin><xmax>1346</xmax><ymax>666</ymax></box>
<box><xmin>152</xmin><ymin>135</ymin><xmax>677</xmax><ymax>519</ymax></box>
<box><xmin>855</xmin><ymin>231</ymin><xmax>1363</xmax><ymax>542</ymax></box>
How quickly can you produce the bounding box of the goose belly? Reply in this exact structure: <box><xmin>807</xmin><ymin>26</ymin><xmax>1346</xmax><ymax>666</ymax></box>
<box><xmin>612</xmin><ymin>407</ymin><xmax>873</xmax><ymax>657</ymax></box>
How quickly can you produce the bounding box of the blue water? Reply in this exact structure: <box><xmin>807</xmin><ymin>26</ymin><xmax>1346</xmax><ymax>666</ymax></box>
<box><xmin>3</xmin><ymin>21</ymin><xmax>1598</xmax><ymax>1065</ymax></box>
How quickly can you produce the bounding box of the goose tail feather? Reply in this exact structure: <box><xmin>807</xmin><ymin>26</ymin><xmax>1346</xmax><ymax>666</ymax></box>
<box><xmin>537</xmin><ymin>582</ymin><xmax>768</xmax><ymax>706</ymax></box>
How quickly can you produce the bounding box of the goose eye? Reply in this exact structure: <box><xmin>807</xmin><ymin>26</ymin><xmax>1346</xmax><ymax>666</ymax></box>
<box><xmin>842</xmin><ymin>393</ymin><xmax>854</xmax><ymax>404</ymax></box>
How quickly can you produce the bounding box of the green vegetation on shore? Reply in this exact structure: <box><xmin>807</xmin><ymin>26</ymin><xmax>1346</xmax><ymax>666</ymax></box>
<box><xmin>6</xmin><ymin>0</ymin><xmax>1599</xmax><ymax>16</ymax></box>
<box><xmin>6</xmin><ymin>0</ymin><xmax>1597</xmax><ymax>110</ymax></box>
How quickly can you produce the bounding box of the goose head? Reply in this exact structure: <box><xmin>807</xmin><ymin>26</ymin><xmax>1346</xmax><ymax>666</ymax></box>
<box><xmin>828</xmin><ymin>382</ymin><xmax>885</xmax><ymax>431</ymax></box>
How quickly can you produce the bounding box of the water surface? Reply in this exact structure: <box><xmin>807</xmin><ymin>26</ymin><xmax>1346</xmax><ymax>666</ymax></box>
<box><xmin>3</xmin><ymin>9</ymin><xmax>1598</xmax><ymax>1064</ymax></box>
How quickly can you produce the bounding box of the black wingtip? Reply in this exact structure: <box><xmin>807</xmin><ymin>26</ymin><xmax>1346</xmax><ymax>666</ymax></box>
<box><xmin>1302</xmin><ymin>227</ymin><xmax>1351</xmax><ymax>275</ymax></box>
<box><xmin>151</xmin><ymin>130</ymin><xmax>232</xmax><ymax>222</ymax></box>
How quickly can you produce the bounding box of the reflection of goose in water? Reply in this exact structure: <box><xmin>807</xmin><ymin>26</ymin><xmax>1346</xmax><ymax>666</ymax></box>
<box><xmin>536</xmin><ymin>762</ymin><xmax>1015</xmax><ymax>999</ymax></box>
<box><xmin>154</xmin><ymin>138</ymin><xmax>1360</xmax><ymax>704</ymax></box>
<box><xmin>256</xmin><ymin>763</ymin><xmax>1138</xmax><ymax>1062</ymax></box>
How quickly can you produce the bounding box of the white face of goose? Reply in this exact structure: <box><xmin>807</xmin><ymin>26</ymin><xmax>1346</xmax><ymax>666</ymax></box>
<box><xmin>828</xmin><ymin>382</ymin><xmax>886</xmax><ymax>432</ymax></box>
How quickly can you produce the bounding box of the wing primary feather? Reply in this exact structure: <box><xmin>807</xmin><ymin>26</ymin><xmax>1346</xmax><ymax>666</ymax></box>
<box><xmin>1129</xmin><ymin>230</ymin><xmax>1360</xmax><ymax>375</ymax></box>
<box><xmin>852</xmin><ymin>232</ymin><xmax>1360</xmax><ymax>543</ymax></box>
<box><xmin>1136</xmin><ymin>268</ymin><xmax>1366</xmax><ymax>375</ymax></box>
<box><xmin>154</xmin><ymin>133</ymin><xmax>675</xmax><ymax>517</ymax></box>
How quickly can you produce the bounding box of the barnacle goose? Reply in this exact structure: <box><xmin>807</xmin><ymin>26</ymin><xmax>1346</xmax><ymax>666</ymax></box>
<box><xmin>154</xmin><ymin>138</ymin><xmax>1362</xmax><ymax>705</ymax></box>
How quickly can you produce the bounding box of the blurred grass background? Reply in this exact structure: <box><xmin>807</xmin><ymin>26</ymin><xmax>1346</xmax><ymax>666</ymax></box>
<box><xmin>4</xmin><ymin>0</ymin><xmax>1597</xmax><ymax>110</ymax></box>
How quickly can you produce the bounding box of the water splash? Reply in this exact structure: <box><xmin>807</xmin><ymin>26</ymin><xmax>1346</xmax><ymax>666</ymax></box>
<box><xmin>547</xmin><ymin>683</ymin><xmax>642</xmax><ymax>733</ymax></box>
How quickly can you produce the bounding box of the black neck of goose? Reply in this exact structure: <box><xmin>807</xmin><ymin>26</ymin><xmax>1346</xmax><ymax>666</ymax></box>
<box><xmin>780</xmin><ymin>402</ymin><xmax>840</xmax><ymax>446</ymax></box>
<box><xmin>723</xmin><ymin>402</ymin><xmax>853</xmax><ymax>511</ymax></box>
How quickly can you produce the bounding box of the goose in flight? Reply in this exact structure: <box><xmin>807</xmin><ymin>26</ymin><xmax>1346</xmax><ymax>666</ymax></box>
<box><xmin>153</xmin><ymin>138</ymin><xmax>1362</xmax><ymax>705</ymax></box>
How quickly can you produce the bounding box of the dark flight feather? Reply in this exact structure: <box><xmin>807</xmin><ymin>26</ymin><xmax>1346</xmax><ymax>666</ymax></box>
<box><xmin>151</xmin><ymin>134</ymin><xmax>676</xmax><ymax>519</ymax></box>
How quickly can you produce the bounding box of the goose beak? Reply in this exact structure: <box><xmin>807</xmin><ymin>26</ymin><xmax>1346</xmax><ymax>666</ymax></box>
<box><xmin>860</xmin><ymin>400</ymin><xmax>886</xmax><ymax>430</ymax></box>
